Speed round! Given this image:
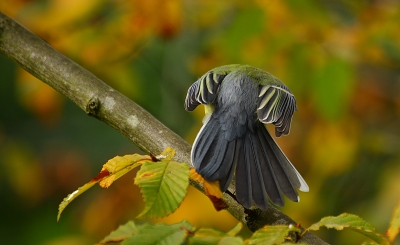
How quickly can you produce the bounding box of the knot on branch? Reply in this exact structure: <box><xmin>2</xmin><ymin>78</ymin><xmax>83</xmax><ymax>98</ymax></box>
<box><xmin>244</xmin><ymin>208</ymin><xmax>262</xmax><ymax>231</ymax></box>
<box><xmin>86</xmin><ymin>97</ymin><xmax>100</xmax><ymax>116</ymax></box>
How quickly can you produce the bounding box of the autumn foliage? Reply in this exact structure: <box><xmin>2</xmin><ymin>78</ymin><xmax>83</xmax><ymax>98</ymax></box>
<box><xmin>1</xmin><ymin>1</ymin><xmax>400</xmax><ymax>244</ymax></box>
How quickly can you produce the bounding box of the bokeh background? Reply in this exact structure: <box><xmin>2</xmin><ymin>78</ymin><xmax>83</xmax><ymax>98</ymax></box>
<box><xmin>1</xmin><ymin>1</ymin><xmax>400</xmax><ymax>244</ymax></box>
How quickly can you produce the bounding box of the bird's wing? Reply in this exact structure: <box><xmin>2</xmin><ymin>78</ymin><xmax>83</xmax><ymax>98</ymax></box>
<box><xmin>184</xmin><ymin>70</ymin><xmax>230</xmax><ymax>111</ymax></box>
<box><xmin>257</xmin><ymin>84</ymin><xmax>297</xmax><ymax>137</ymax></box>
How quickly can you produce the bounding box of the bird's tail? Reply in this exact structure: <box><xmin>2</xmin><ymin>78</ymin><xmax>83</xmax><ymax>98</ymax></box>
<box><xmin>235</xmin><ymin>123</ymin><xmax>309</xmax><ymax>209</ymax></box>
<box><xmin>192</xmin><ymin>116</ymin><xmax>308</xmax><ymax>210</ymax></box>
<box><xmin>191</xmin><ymin>115</ymin><xmax>237</xmax><ymax>191</ymax></box>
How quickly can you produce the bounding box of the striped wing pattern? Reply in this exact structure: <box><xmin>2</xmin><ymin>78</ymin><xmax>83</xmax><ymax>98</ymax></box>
<box><xmin>184</xmin><ymin>72</ymin><xmax>226</xmax><ymax>111</ymax></box>
<box><xmin>257</xmin><ymin>85</ymin><xmax>297</xmax><ymax>137</ymax></box>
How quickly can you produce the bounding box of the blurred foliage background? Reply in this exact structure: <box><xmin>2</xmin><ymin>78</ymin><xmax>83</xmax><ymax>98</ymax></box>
<box><xmin>1</xmin><ymin>0</ymin><xmax>400</xmax><ymax>244</ymax></box>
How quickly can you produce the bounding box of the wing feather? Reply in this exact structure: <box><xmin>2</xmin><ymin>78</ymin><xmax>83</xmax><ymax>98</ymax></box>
<box><xmin>184</xmin><ymin>72</ymin><xmax>225</xmax><ymax>111</ymax></box>
<box><xmin>257</xmin><ymin>85</ymin><xmax>297</xmax><ymax>137</ymax></box>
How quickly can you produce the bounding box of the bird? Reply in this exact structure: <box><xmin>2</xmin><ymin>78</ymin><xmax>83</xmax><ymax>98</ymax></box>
<box><xmin>184</xmin><ymin>64</ymin><xmax>309</xmax><ymax>210</ymax></box>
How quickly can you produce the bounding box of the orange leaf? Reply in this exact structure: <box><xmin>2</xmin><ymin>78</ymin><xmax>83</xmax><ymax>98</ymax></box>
<box><xmin>189</xmin><ymin>169</ymin><xmax>227</xmax><ymax>211</ymax></box>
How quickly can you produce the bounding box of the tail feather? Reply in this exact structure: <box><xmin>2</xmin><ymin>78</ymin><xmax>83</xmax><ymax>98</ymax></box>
<box><xmin>258</xmin><ymin>125</ymin><xmax>299</xmax><ymax>202</ymax></box>
<box><xmin>192</xmin><ymin>117</ymin><xmax>235</xmax><ymax>182</ymax></box>
<box><xmin>219</xmin><ymin>139</ymin><xmax>242</xmax><ymax>191</ymax></box>
<box><xmin>246</xmin><ymin>133</ymin><xmax>270</xmax><ymax>209</ymax></box>
<box><xmin>254</xmin><ymin>132</ymin><xmax>286</xmax><ymax>206</ymax></box>
<box><xmin>235</xmin><ymin>139</ymin><xmax>252</xmax><ymax>209</ymax></box>
<box><xmin>208</xmin><ymin>139</ymin><xmax>236</xmax><ymax>181</ymax></box>
<box><xmin>260</xmin><ymin>126</ymin><xmax>309</xmax><ymax>192</ymax></box>
<box><xmin>201</xmin><ymin>136</ymin><xmax>229</xmax><ymax>179</ymax></box>
<box><xmin>192</xmin><ymin>120</ymin><xmax>219</xmax><ymax>168</ymax></box>
<box><xmin>192</xmin><ymin>116</ymin><xmax>308</xmax><ymax>210</ymax></box>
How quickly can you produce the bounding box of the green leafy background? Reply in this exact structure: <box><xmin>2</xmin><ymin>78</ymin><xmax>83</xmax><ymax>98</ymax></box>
<box><xmin>1</xmin><ymin>1</ymin><xmax>400</xmax><ymax>244</ymax></box>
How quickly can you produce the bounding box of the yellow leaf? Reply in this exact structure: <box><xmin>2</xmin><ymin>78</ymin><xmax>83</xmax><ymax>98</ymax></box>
<box><xmin>387</xmin><ymin>201</ymin><xmax>400</xmax><ymax>242</ymax></box>
<box><xmin>101</xmin><ymin>154</ymin><xmax>151</xmax><ymax>173</ymax></box>
<box><xmin>57</xmin><ymin>181</ymin><xmax>97</xmax><ymax>221</ymax></box>
<box><xmin>99</xmin><ymin>175</ymin><xmax>115</xmax><ymax>188</ymax></box>
<box><xmin>58</xmin><ymin>153</ymin><xmax>151</xmax><ymax>221</ymax></box>
<box><xmin>156</xmin><ymin>146</ymin><xmax>176</xmax><ymax>161</ymax></box>
<box><xmin>97</xmin><ymin>154</ymin><xmax>151</xmax><ymax>188</ymax></box>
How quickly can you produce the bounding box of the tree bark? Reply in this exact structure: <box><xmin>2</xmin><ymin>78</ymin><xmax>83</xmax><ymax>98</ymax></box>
<box><xmin>0</xmin><ymin>12</ymin><xmax>327</xmax><ymax>244</ymax></box>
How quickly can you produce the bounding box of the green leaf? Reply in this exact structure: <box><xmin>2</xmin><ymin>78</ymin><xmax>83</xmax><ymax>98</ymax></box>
<box><xmin>307</xmin><ymin>213</ymin><xmax>389</xmax><ymax>244</ymax></box>
<box><xmin>135</xmin><ymin>160</ymin><xmax>190</xmax><ymax>218</ymax></box>
<box><xmin>122</xmin><ymin>220</ymin><xmax>194</xmax><ymax>245</ymax></box>
<box><xmin>227</xmin><ymin>223</ymin><xmax>243</xmax><ymax>237</ymax></box>
<box><xmin>189</xmin><ymin>227</ymin><xmax>244</xmax><ymax>245</ymax></box>
<box><xmin>99</xmin><ymin>221</ymin><xmax>138</xmax><ymax>244</ymax></box>
<box><xmin>218</xmin><ymin>237</ymin><xmax>244</xmax><ymax>245</ymax></box>
<box><xmin>57</xmin><ymin>153</ymin><xmax>150</xmax><ymax>221</ymax></box>
<box><xmin>387</xmin><ymin>201</ymin><xmax>400</xmax><ymax>242</ymax></box>
<box><xmin>248</xmin><ymin>225</ymin><xmax>300</xmax><ymax>245</ymax></box>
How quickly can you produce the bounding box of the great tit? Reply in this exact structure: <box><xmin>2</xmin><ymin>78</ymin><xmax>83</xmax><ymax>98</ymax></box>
<box><xmin>185</xmin><ymin>64</ymin><xmax>309</xmax><ymax>210</ymax></box>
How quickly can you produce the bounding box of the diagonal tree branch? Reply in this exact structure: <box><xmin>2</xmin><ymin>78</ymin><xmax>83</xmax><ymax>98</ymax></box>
<box><xmin>0</xmin><ymin>12</ymin><xmax>327</xmax><ymax>244</ymax></box>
